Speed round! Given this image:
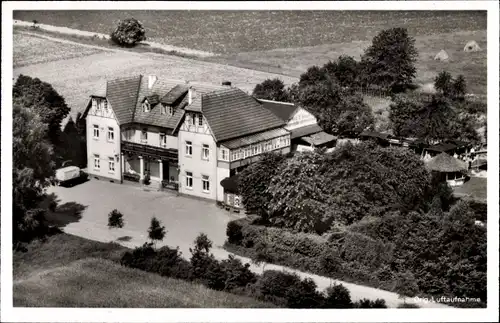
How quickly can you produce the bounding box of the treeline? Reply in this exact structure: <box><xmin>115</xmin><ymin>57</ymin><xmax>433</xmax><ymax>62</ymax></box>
<box><xmin>252</xmin><ymin>27</ymin><xmax>482</xmax><ymax>143</ymax></box>
<box><xmin>13</xmin><ymin>75</ymin><xmax>87</xmax><ymax>246</ymax></box>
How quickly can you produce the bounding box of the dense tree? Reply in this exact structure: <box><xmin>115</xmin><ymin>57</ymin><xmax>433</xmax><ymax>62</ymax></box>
<box><xmin>452</xmin><ymin>75</ymin><xmax>467</xmax><ymax>101</ymax></box>
<box><xmin>238</xmin><ymin>152</ymin><xmax>287</xmax><ymax>217</ymax></box>
<box><xmin>298</xmin><ymin>65</ymin><xmax>328</xmax><ymax>89</ymax></box>
<box><xmin>13</xmin><ymin>101</ymin><xmax>55</xmax><ymax>243</ymax></box>
<box><xmin>323</xmin><ymin>55</ymin><xmax>359</xmax><ymax>88</ymax></box>
<box><xmin>389</xmin><ymin>93</ymin><xmax>479</xmax><ymax>143</ymax></box>
<box><xmin>394</xmin><ymin>271</ymin><xmax>420</xmax><ymax>303</ymax></box>
<box><xmin>61</xmin><ymin>116</ymin><xmax>87</xmax><ymax>168</ymax></box>
<box><xmin>297</xmin><ymin>78</ymin><xmax>374</xmax><ymax>135</ymax></box>
<box><xmin>323</xmin><ymin>283</ymin><xmax>353</xmax><ymax>308</ymax></box>
<box><xmin>267</xmin><ymin>151</ymin><xmax>334</xmax><ymax>233</ymax></box>
<box><xmin>434</xmin><ymin>71</ymin><xmax>454</xmax><ymax>97</ymax></box>
<box><xmin>252</xmin><ymin>78</ymin><xmax>290</xmax><ymax>102</ymax></box>
<box><xmin>110</xmin><ymin>18</ymin><xmax>146</xmax><ymax>47</ymax></box>
<box><xmin>13</xmin><ymin>75</ymin><xmax>71</xmax><ymax>167</ymax></box>
<box><xmin>361</xmin><ymin>27</ymin><xmax>418</xmax><ymax>92</ymax></box>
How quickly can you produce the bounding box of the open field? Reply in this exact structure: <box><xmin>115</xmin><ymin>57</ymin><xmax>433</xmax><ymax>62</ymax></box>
<box><xmin>13</xmin><ymin>32</ymin><xmax>298</xmax><ymax>122</ymax></box>
<box><xmin>14</xmin><ymin>10</ymin><xmax>486</xmax><ymax>54</ymax></box>
<box><xmin>13</xmin><ymin>32</ymin><xmax>103</xmax><ymax>68</ymax></box>
<box><xmin>209</xmin><ymin>30</ymin><xmax>487</xmax><ymax>95</ymax></box>
<box><xmin>13</xmin><ymin>233</ymin><xmax>275</xmax><ymax>308</ymax></box>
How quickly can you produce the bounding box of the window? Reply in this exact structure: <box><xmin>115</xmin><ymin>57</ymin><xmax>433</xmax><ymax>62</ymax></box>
<box><xmin>245</xmin><ymin>147</ymin><xmax>251</xmax><ymax>158</ymax></box>
<box><xmin>94</xmin><ymin>154</ymin><xmax>100</xmax><ymax>169</ymax></box>
<box><xmin>198</xmin><ymin>115</ymin><xmax>203</xmax><ymax>126</ymax></box>
<box><xmin>92</xmin><ymin>98</ymin><xmax>97</xmax><ymax>110</ymax></box>
<box><xmin>143</xmin><ymin>101</ymin><xmax>150</xmax><ymax>112</ymax></box>
<box><xmin>190</xmin><ymin>113</ymin><xmax>196</xmax><ymax>126</ymax></box>
<box><xmin>185</xmin><ymin>141</ymin><xmax>193</xmax><ymax>156</ymax></box>
<box><xmin>257</xmin><ymin>144</ymin><xmax>262</xmax><ymax>154</ymax></box>
<box><xmin>221</xmin><ymin>149</ymin><xmax>228</xmax><ymax>161</ymax></box>
<box><xmin>93</xmin><ymin>125</ymin><xmax>99</xmax><ymax>139</ymax></box>
<box><xmin>141</xmin><ymin>129</ymin><xmax>148</xmax><ymax>143</ymax></box>
<box><xmin>103</xmin><ymin>100</ymin><xmax>108</xmax><ymax>111</ymax></box>
<box><xmin>95</xmin><ymin>99</ymin><xmax>101</xmax><ymax>111</ymax></box>
<box><xmin>231</xmin><ymin>150</ymin><xmax>238</xmax><ymax>161</ymax></box>
<box><xmin>124</xmin><ymin>128</ymin><xmax>133</xmax><ymax>141</ymax></box>
<box><xmin>202</xmin><ymin>175</ymin><xmax>210</xmax><ymax>192</ymax></box>
<box><xmin>160</xmin><ymin>133</ymin><xmax>167</xmax><ymax>147</ymax></box>
<box><xmin>202</xmin><ymin>144</ymin><xmax>209</xmax><ymax>160</ymax></box>
<box><xmin>169</xmin><ymin>106</ymin><xmax>174</xmax><ymax>116</ymax></box>
<box><xmin>108</xmin><ymin>157</ymin><xmax>115</xmax><ymax>173</ymax></box>
<box><xmin>252</xmin><ymin>145</ymin><xmax>257</xmax><ymax>155</ymax></box>
<box><xmin>107</xmin><ymin>127</ymin><xmax>114</xmax><ymax>142</ymax></box>
<box><xmin>186</xmin><ymin>171</ymin><xmax>193</xmax><ymax>189</ymax></box>
<box><xmin>161</xmin><ymin>105</ymin><xmax>166</xmax><ymax>115</ymax></box>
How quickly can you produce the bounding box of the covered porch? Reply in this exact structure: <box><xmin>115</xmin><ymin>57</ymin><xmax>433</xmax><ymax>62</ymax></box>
<box><xmin>121</xmin><ymin>141</ymin><xmax>179</xmax><ymax>190</ymax></box>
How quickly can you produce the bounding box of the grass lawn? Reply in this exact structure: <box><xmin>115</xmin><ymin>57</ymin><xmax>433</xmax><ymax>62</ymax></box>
<box><xmin>13</xmin><ymin>31</ymin><xmax>103</xmax><ymax>68</ymax></box>
<box><xmin>13</xmin><ymin>233</ymin><xmax>275</xmax><ymax>308</ymax></box>
<box><xmin>453</xmin><ymin>176</ymin><xmax>487</xmax><ymax>201</ymax></box>
<box><xmin>13</xmin><ymin>10</ymin><xmax>486</xmax><ymax>54</ymax></box>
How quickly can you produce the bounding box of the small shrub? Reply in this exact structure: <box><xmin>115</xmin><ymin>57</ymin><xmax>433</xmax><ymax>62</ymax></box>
<box><xmin>120</xmin><ymin>242</ymin><xmax>156</xmax><ymax>270</ymax></box>
<box><xmin>354</xmin><ymin>298</ymin><xmax>388</xmax><ymax>308</ymax></box>
<box><xmin>323</xmin><ymin>283</ymin><xmax>353</xmax><ymax>308</ymax></box>
<box><xmin>148</xmin><ymin>217</ymin><xmax>166</xmax><ymax>246</ymax></box>
<box><xmin>152</xmin><ymin>246</ymin><xmax>192</xmax><ymax>280</ymax></box>
<box><xmin>254</xmin><ymin>270</ymin><xmax>324</xmax><ymax>308</ymax></box>
<box><xmin>226</xmin><ymin>220</ymin><xmax>244</xmax><ymax>244</ymax></box>
<box><xmin>108</xmin><ymin>209</ymin><xmax>124</xmax><ymax>229</ymax></box>
<box><xmin>220</xmin><ymin>255</ymin><xmax>257</xmax><ymax>291</ymax></box>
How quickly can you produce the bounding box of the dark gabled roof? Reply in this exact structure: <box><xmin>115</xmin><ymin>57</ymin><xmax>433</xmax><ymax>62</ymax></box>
<box><xmin>144</xmin><ymin>94</ymin><xmax>160</xmax><ymax>105</ymax></box>
<box><xmin>201</xmin><ymin>88</ymin><xmax>286</xmax><ymax>142</ymax></box>
<box><xmin>258</xmin><ymin>99</ymin><xmax>298</xmax><ymax>122</ymax></box>
<box><xmin>359</xmin><ymin>131</ymin><xmax>390</xmax><ymax>141</ymax></box>
<box><xmin>221</xmin><ymin>127</ymin><xmax>289</xmax><ymax>149</ymax></box>
<box><xmin>106</xmin><ymin>75</ymin><xmax>142</xmax><ymax>124</ymax></box>
<box><xmin>161</xmin><ymin>84</ymin><xmax>188</xmax><ymax>105</ymax></box>
<box><xmin>289</xmin><ymin>123</ymin><xmax>323</xmax><ymax>139</ymax></box>
<box><xmin>302</xmin><ymin>132</ymin><xmax>337</xmax><ymax>146</ymax></box>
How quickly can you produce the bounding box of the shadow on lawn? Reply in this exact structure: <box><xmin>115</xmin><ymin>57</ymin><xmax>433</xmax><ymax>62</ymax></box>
<box><xmin>116</xmin><ymin>236</ymin><xmax>132</xmax><ymax>242</ymax></box>
<box><xmin>44</xmin><ymin>199</ymin><xmax>87</xmax><ymax>228</ymax></box>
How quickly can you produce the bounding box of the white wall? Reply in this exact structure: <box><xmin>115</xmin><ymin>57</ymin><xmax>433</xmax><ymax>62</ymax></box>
<box><xmin>86</xmin><ymin>98</ymin><xmax>121</xmax><ymax>181</ymax></box>
<box><xmin>178</xmin><ymin>113</ymin><xmax>218</xmax><ymax>200</ymax></box>
<box><xmin>122</xmin><ymin>124</ymin><xmax>178</xmax><ymax>150</ymax></box>
<box><xmin>285</xmin><ymin>107</ymin><xmax>317</xmax><ymax>130</ymax></box>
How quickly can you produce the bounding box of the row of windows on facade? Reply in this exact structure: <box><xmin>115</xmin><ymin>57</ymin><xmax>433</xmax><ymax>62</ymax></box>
<box><xmin>93</xmin><ymin>154</ymin><xmax>115</xmax><ymax>173</ymax></box>
<box><xmin>184</xmin><ymin>171</ymin><xmax>210</xmax><ymax>192</ymax></box>
<box><xmin>93</xmin><ymin>125</ymin><xmax>114</xmax><ymax>141</ymax></box>
<box><xmin>183</xmin><ymin>135</ymin><xmax>289</xmax><ymax>162</ymax></box>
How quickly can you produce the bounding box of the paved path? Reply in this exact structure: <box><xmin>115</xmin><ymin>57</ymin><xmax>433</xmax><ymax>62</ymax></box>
<box><xmin>48</xmin><ymin>180</ymin><xmax>449</xmax><ymax>308</ymax></box>
<box><xmin>14</xmin><ymin>20</ymin><xmax>215</xmax><ymax>57</ymax></box>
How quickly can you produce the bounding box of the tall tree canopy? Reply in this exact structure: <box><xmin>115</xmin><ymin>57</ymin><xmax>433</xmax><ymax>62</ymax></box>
<box><xmin>252</xmin><ymin>78</ymin><xmax>290</xmax><ymax>102</ymax></box>
<box><xmin>322</xmin><ymin>55</ymin><xmax>360</xmax><ymax>88</ymax></box>
<box><xmin>434</xmin><ymin>71</ymin><xmax>467</xmax><ymax>101</ymax></box>
<box><xmin>361</xmin><ymin>27</ymin><xmax>418</xmax><ymax>92</ymax></box>
<box><xmin>238</xmin><ymin>152</ymin><xmax>287</xmax><ymax>217</ymax></box>
<box><xmin>13</xmin><ymin>101</ymin><xmax>55</xmax><ymax>243</ymax></box>
<box><xmin>13</xmin><ymin>75</ymin><xmax>70</xmax><ymax>165</ymax></box>
<box><xmin>297</xmin><ymin>78</ymin><xmax>374</xmax><ymax>135</ymax></box>
<box><xmin>389</xmin><ymin>93</ymin><xmax>479</xmax><ymax>143</ymax></box>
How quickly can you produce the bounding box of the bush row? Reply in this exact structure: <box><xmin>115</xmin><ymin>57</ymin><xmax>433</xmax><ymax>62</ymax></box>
<box><xmin>226</xmin><ymin>217</ymin><xmax>396</xmax><ymax>289</ymax></box>
<box><xmin>120</xmin><ymin>238</ymin><xmax>387</xmax><ymax>308</ymax></box>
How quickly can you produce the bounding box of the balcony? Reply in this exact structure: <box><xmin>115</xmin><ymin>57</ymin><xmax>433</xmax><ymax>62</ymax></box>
<box><xmin>121</xmin><ymin>140</ymin><xmax>178</xmax><ymax>163</ymax></box>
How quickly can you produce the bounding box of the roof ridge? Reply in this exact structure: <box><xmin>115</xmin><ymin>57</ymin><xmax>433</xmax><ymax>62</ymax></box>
<box><xmin>257</xmin><ymin>98</ymin><xmax>295</xmax><ymax>105</ymax></box>
<box><xmin>131</xmin><ymin>75</ymin><xmax>142</xmax><ymax>122</ymax></box>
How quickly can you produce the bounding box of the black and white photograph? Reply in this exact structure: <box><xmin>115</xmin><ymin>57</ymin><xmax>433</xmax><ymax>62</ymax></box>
<box><xmin>1</xmin><ymin>1</ymin><xmax>498</xmax><ymax>322</ymax></box>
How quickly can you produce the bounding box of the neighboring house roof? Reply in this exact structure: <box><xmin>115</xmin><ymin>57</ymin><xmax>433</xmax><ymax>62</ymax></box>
<box><xmin>289</xmin><ymin>123</ymin><xmax>323</xmax><ymax>139</ymax></box>
<box><xmin>258</xmin><ymin>99</ymin><xmax>298</xmax><ymax>122</ymax></box>
<box><xmin>426</xmin><ymin>153</ymin><xmax>468</xmax><ymax>172</ymax></box>
<box><xmin>202</xmin><ymin>87</ymin><xmax>286</xmax><ymax>142</ymax></box>
<box><xmin>221</xmin><ymin>127</ymin><xmax>289</xmax><ymax>149</ymax></box>
<box><xmin>359</xmin><ymin>131</ymin><xmax>390</xmax><ymax>141</ymax></box>
<box><xmin>302</xmin><ymin>132</ymin><xmax>337</xmax><ymax>146</ymax></box>
<box><xmin>106</xmin><ymin>75</ymin><xmax>142</xmax><ymax>125</ymax></box>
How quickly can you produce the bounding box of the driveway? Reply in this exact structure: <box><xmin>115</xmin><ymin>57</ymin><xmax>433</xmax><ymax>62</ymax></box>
<box><xmin>47</xmin><ymin>179</ymin><xmax>450</xmax><ymax>308</ymax></box>
<box><xmin>47</xmin><ymin>179</ymin><xmax>239</xmax><ymax>257</ymax></box>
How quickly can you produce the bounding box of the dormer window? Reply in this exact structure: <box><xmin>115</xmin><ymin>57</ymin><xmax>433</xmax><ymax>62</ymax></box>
<box><xmin>142</xmin><ymin>100</ymin><xmax>150</xmax><ymax>112</ymax></box>
<box><xmin>169</xmin><ymin>106</ymin><xmax>174</xmax><ymax>116</ymax></box>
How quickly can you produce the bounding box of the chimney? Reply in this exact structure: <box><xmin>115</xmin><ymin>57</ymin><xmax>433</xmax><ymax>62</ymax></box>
<box><xmin>188</xmin><ymin>87</ymin><xmax>193</xmax><ymax>105</ymax></box>
<box><xmin>222</xmin><ymin>81</ymin><xmax>231</xmax><ymax>87</ymax></box>
<box><xmin>148</xmin><ymin>75</ymin><xmax>157</xmax><ymax>89</ymax></box>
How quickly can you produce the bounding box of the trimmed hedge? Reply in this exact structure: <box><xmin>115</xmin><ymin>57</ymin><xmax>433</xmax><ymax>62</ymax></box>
<box><xmin>225</xmin><ymin>218</ymin><xmax>396</xmax><ymax>290</ymax></box>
